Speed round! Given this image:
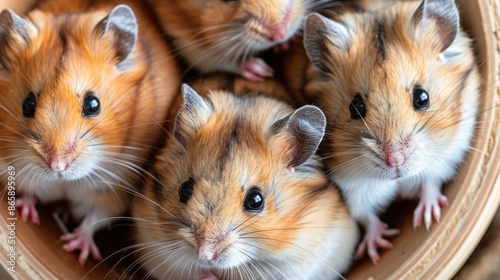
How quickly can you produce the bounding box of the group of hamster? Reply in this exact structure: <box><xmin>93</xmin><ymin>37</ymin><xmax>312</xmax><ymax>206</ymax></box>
<box><xmin>0</xmin><ymin>0</ymin><xmax>480</xmax><ymax>279</ymax></box>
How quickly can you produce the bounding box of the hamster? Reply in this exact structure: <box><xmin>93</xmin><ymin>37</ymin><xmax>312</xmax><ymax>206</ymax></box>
<box><xmin>146</xmin><ymin>0</ymin><xmax>335</xmax><ymax>81</ymax></box>
<box><xmin>0</xmin><ymin>0</ymin><xmax>180</xmax><ymax>265</ymax></box>
<box><xmin>186</xmin><ymin>73</ymin><xmax>297</xmax><ymax>106</ymax></box>
<box><xmin>131</xmin><ymin>84</ymin><xmax>358</xmax><ymax>279</ymax></box>
<box><xmin>301</xmin><ymin>0</ymin><xmax>480</xmax><ymax>263</ymax></box>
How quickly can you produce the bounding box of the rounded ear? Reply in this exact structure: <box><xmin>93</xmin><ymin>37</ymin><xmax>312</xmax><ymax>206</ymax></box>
<box><xmin>269</xmin><ymin>105</ymin><xmax>326</xmax><ymax>168</ymax></box>
<box><xmin>408</xmin><ymin>0</ymin><xmax>459</xmax><ymax>52</ymax></box>
<box><xmin>0</xmin><ymin>9</ymin><xmax>34</xmax><ymax>73</ymax></box>
<box><xmin>94</xmin><ymin>5</ymin><xmax>138</xmax><ymax>64</ymax></box>
<box><xmin>173</xmin><ymin>84</ymin><xmax>213</xmax><ymax>148</ymax></box>
<box><xmin>303</xmin><ymin>13</ymin><xmax>351</xmax><ymax>73</ymax></box>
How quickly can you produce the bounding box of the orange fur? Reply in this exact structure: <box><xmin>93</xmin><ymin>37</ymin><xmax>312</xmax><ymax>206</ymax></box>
<box><xmin>147</xmin><ymin>0</ymin><xmax>311</xmax><ymax>75</ymax></box>
<box><xmin>132</xmin><ymin>89</ymin><xmax>358</xmax><ymax>279</ymax></box>
<box><xmin>304</xmin><ymin>2</ymin><xmax>478</xmax><ymax>169</ymax></box>
<box><xmin>0</xmin><ymin>0</ymin><xmax>180</xmax><ymax>263</ymax></box>
<box><xmin>297</xmin><ymin>0</ymin><xmax>479</xmax><ymax>262</ymax></box>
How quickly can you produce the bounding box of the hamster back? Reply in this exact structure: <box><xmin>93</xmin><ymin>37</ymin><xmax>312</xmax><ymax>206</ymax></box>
<box><xmin>132</xmin><ymin>84</ymin><xmax>358</xmax><ymax>279</ymax></box>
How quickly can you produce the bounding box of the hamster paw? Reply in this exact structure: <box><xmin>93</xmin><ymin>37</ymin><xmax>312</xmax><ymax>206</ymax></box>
<box><xmin>413</xmin><ymin>187</ymin><xmax>449</xmax><ymax>230</ymax></box>
<box><xmin>62</xmin><ymin>230</ymin><xmax>102</xmax><ymax>265</ymax></box>
<box><xmin>61</xmin><ymin>213</ymin><xmax>102</xmax><ymax>265</ymax></box>
<box><xmin>199</xmin><ymin>270</ymin><xmax>218</xmax><ymax>280</ymax></box>
<box><xmin>356</xmin><ymin>217</ymin><xmax>399</xmax><ymax>264</ymax></box>
<box><xmin>241</xmin><ymin>58</ymin><xmax>273</xmax><ymax>81</ymax></box>
<box><xmin>273</xmin><ymin>41</ymin><xmax>290</xmax><ymax>53</ymax></box>
<box><xmin>16</xmin><ymin>197</ymin><xmax>40</xmax><ymax>224</ymax></box>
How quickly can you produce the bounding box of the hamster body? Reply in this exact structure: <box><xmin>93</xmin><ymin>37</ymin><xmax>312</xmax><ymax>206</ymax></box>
<box><xmin>131</xmin><ymin>84</ymin><xmax>358</xmax><ymax>279</ymax></box>
<box><xmin>301</xmin><ymin>0</ymin><xmax>479</xmax><ymax>262</ymax></box>
<box><xmin>0</xmin><ymin>0</ymin><xmax>180</xmax><ymax>264</ymax></box>
<box><xmin>147</xmin><ymin>0</ymin><xmax>332</xmax><ymax>81</ymax></box>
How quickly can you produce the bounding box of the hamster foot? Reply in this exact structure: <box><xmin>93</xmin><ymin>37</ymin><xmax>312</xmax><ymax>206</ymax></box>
<box><xmin>16</xmin><ymin>196</ymin><xmax>40</xmax><ymax>224</ymax></box>
<box><xmin>241</xmin><ymin>58</ymin><xmax>273</xmax><ymax>81</ymax></box>
<box><xmin>413</xmin><ymin>185</ymin><xmax>449</xmax><ymax>230</ymax></box>
<box><xmin>61</xmin><ymin>214</ymin><xmax>102</xmax><ymax>265</ymax></box>
<box><xmin>356</xmin><ymin>215</ymin><xmax>399</xmax><ymax>264</ymax></box>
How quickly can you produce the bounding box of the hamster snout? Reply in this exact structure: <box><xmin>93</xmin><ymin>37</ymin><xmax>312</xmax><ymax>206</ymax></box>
<box><xmin>245</xmin><ymin>1</ymin><xmax>294</xmax><ymax>43</ymax></box>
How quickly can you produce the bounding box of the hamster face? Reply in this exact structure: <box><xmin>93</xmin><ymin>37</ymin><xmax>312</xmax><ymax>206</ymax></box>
<box><xmin>190</xmin><ymin>0</ymin><xmax>308</xmax><ymax>50</ymax></box>
<box><xmin>132</xmin><ymin>88</ymin><xmax>355</xmax><ymax>279</ymax></box>
<box><xmin>304</xmin><ymin>2</ymin><xmax>479</xmax><ymax>183</ymax></box>
<box><xmin>151</xmin><ymin>0</ymin><xmax>327</xmax><ymax>75</ymax></box>
<box><xmin>0</xmin><ymin>10</ymin><xmax>146</xmax><ymax>186</ymax></box>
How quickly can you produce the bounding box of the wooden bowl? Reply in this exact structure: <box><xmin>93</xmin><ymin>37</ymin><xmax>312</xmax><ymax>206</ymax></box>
<box><xmin>0</xmin><ymin>0</ymin><xmax>498</xmax><ymax>279</ymax></box>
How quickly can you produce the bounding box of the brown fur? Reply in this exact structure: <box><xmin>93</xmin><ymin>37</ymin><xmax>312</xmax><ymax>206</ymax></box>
<box><xmin>0</xmin><ymin>0</ymin><xmax>180</xmax><ymax>262</ymax></box>
<box><xmin>132</xmin><ymin>89</ymin><xmax>358</xmax><ymax>279</ymax></box>
<box><xmin>304</xmin><ymin>2</ymin><xmax>478</xmax><ymax>170</ymax></box>
<box><xmin>147</xmin><ymin>0</ymin><xmax>311</xmax><ymax>74</ymax></box>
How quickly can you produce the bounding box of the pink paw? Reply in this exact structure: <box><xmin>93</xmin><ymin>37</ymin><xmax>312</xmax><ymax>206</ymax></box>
<box><xmin>16</xmin><ymin>197</ymin><xmax>40</xmax><ymax>224</ymax></box>
<box><xmin>356</xmin><ymin>217</ymin><xmax>399</xmax><ymax>264</ymax></box>
<box><xmin>273</xmin><ymin>41</ymin><xmax>290</xmax><ymax>53</ymax></box>
<box><xmin>199</xmin><ymin>270</ymin><xmax>218</xmax><ymax>280</ymax></box>
<box><xmin>241</xmin><ymin>58</ymin><xmax>273</xmax><ymax>81</ymax></box>
<box><xmin>61</xmin><ymin>231</ymin><xmax>102</xmax><ymax>265</ymax></box>
<box><xmin>413</xmin><ymin>189</ymin><xmax>448</xmax><ymax>230</ymax></box>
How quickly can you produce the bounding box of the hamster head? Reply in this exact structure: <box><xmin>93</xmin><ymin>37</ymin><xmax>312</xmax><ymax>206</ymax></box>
<box><xmin>138</xmin><ymin>85</ymin><xmax>333</xmax><ymax>277</ymax></box>
<box><xmin>0</xmin><ymin>6</ymin><xmax>146</xmax><ymax>184</ymax></box>
<box><xmin>164</xmin><ymin>0</ymin><xmax>319</xmax><ymax>67</ymax></box>
<box><xmin>303</xmin><ymin>0</ymin><xmax>479</xmax><ymax>182</ymax></box>
<box><xmin>195</xmin><ymin>0</ymin><xmax>308</xmax><ymax>46</ymax></box>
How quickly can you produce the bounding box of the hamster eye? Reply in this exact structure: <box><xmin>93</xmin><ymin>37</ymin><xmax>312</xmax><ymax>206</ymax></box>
<box><xmin>412</xmin><ymin>86</ymin><xmax>430</xmax><ymax>111</ymax></box>
<box><xmin>349</xmin><ymin>94</ymin><xmax>366</xmax><ymax>119</ymax></box>
<box><xmin>82</xmin><ymin>91</ymin><xmax>101</xmax><ymax>117</ymax></box>
<box><xmin>244</xmin><ymin>186</ymin><xmax>264</xmax><ymax>212</ymax></box>
<box><xmin>179</xmin><ymin>177</ymin><xmax>195</xmax><ymax>204</ymax></box>
<box><xmin>22</xmin><ymin>92</ymin><xmax>37</xmax><ymax>118</ymax></box>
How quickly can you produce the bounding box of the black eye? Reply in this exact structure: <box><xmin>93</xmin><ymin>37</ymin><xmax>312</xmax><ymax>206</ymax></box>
<box><xmin>244</xmin><ymin>187</ymin><xmax>264</xmax><ymax>212</ymax></box>
<box><xmin>22</xmin><ymin>92</ymin><xmax>37</xmax><ymax>118</ymax></box>
<box><xmin>349</xmin><ymin>94</ymin><xmax>366</xmax><ymax>119</ymax></box>
<box><xmin>412</xmin><ymin>86</ymin><xmax>430</xmax><ymax>111</ymax></box>
<box><xmin>179</xmin><ymin>177</ymin><xmax>195</xmax><ymax>204</ymax></box>
<box><xmin>83</xmin><ymin>92</ymin><xmax>101</xmax><ymax>117</ymax></box>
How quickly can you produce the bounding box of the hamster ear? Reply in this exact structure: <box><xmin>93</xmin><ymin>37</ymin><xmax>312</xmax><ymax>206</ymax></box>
<box><xmin>269</xmin><ymin>105</ymin><xmax>326</xmax><ymax>168</ymax></box>
<box><xmin>304</xmin><ymin>13</ymin><xmax>351</xmax><ymax>73</ymax></box>
<box><xmin>173</xmin><ymin>84</ymin><xmax>213</xmax><ymax>148</ymax></box>
<box><xmin>95</xmin><ymin>5</ymin><xmax>138</xmax><ymax>64</ymax></box>
<box><xmin>0</xmin><ymin>9</ymin><xmax>33</xmax><ymax>73</ymax></box>
<box><xmin>409</xmin><ymin>0</ymin><xmax>459</xmax><ymax>52</ymax></box>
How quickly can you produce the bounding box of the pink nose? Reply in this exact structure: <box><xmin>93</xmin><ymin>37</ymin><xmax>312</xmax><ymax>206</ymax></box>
<box><xmin>385</xmin><ymin>150</ymin><xmax>406</xmax><ymax>167</ymax></box>
<box><xmin>269</xmin><ymin>23</ymin><xmax>287</xmax><ymax>42</ymax></box>
<box><xmin>48</xmin><ymin>158</ymin><xmax>69</xmax><ymax>172</ymax></box>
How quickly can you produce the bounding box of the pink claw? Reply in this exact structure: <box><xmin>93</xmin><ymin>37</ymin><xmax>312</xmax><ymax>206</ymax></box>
<box><xmin>241</xmin><ymin>58</ymin><xmax>274</xmax><ymax>81</ymax></box>
<box><xmin>16</xmin><ymin>196</ymin><xmax>40</xmax><ymax>224</ymax></box>
<box><xmin>356</xmin><ymin>216</ymin><xmax>399</xmax><ymax>264</ymax></box>
<box><xmin>413</xmin><ymin>186</ymin><xmax>448</xmax><ymax>231</ymax></box>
